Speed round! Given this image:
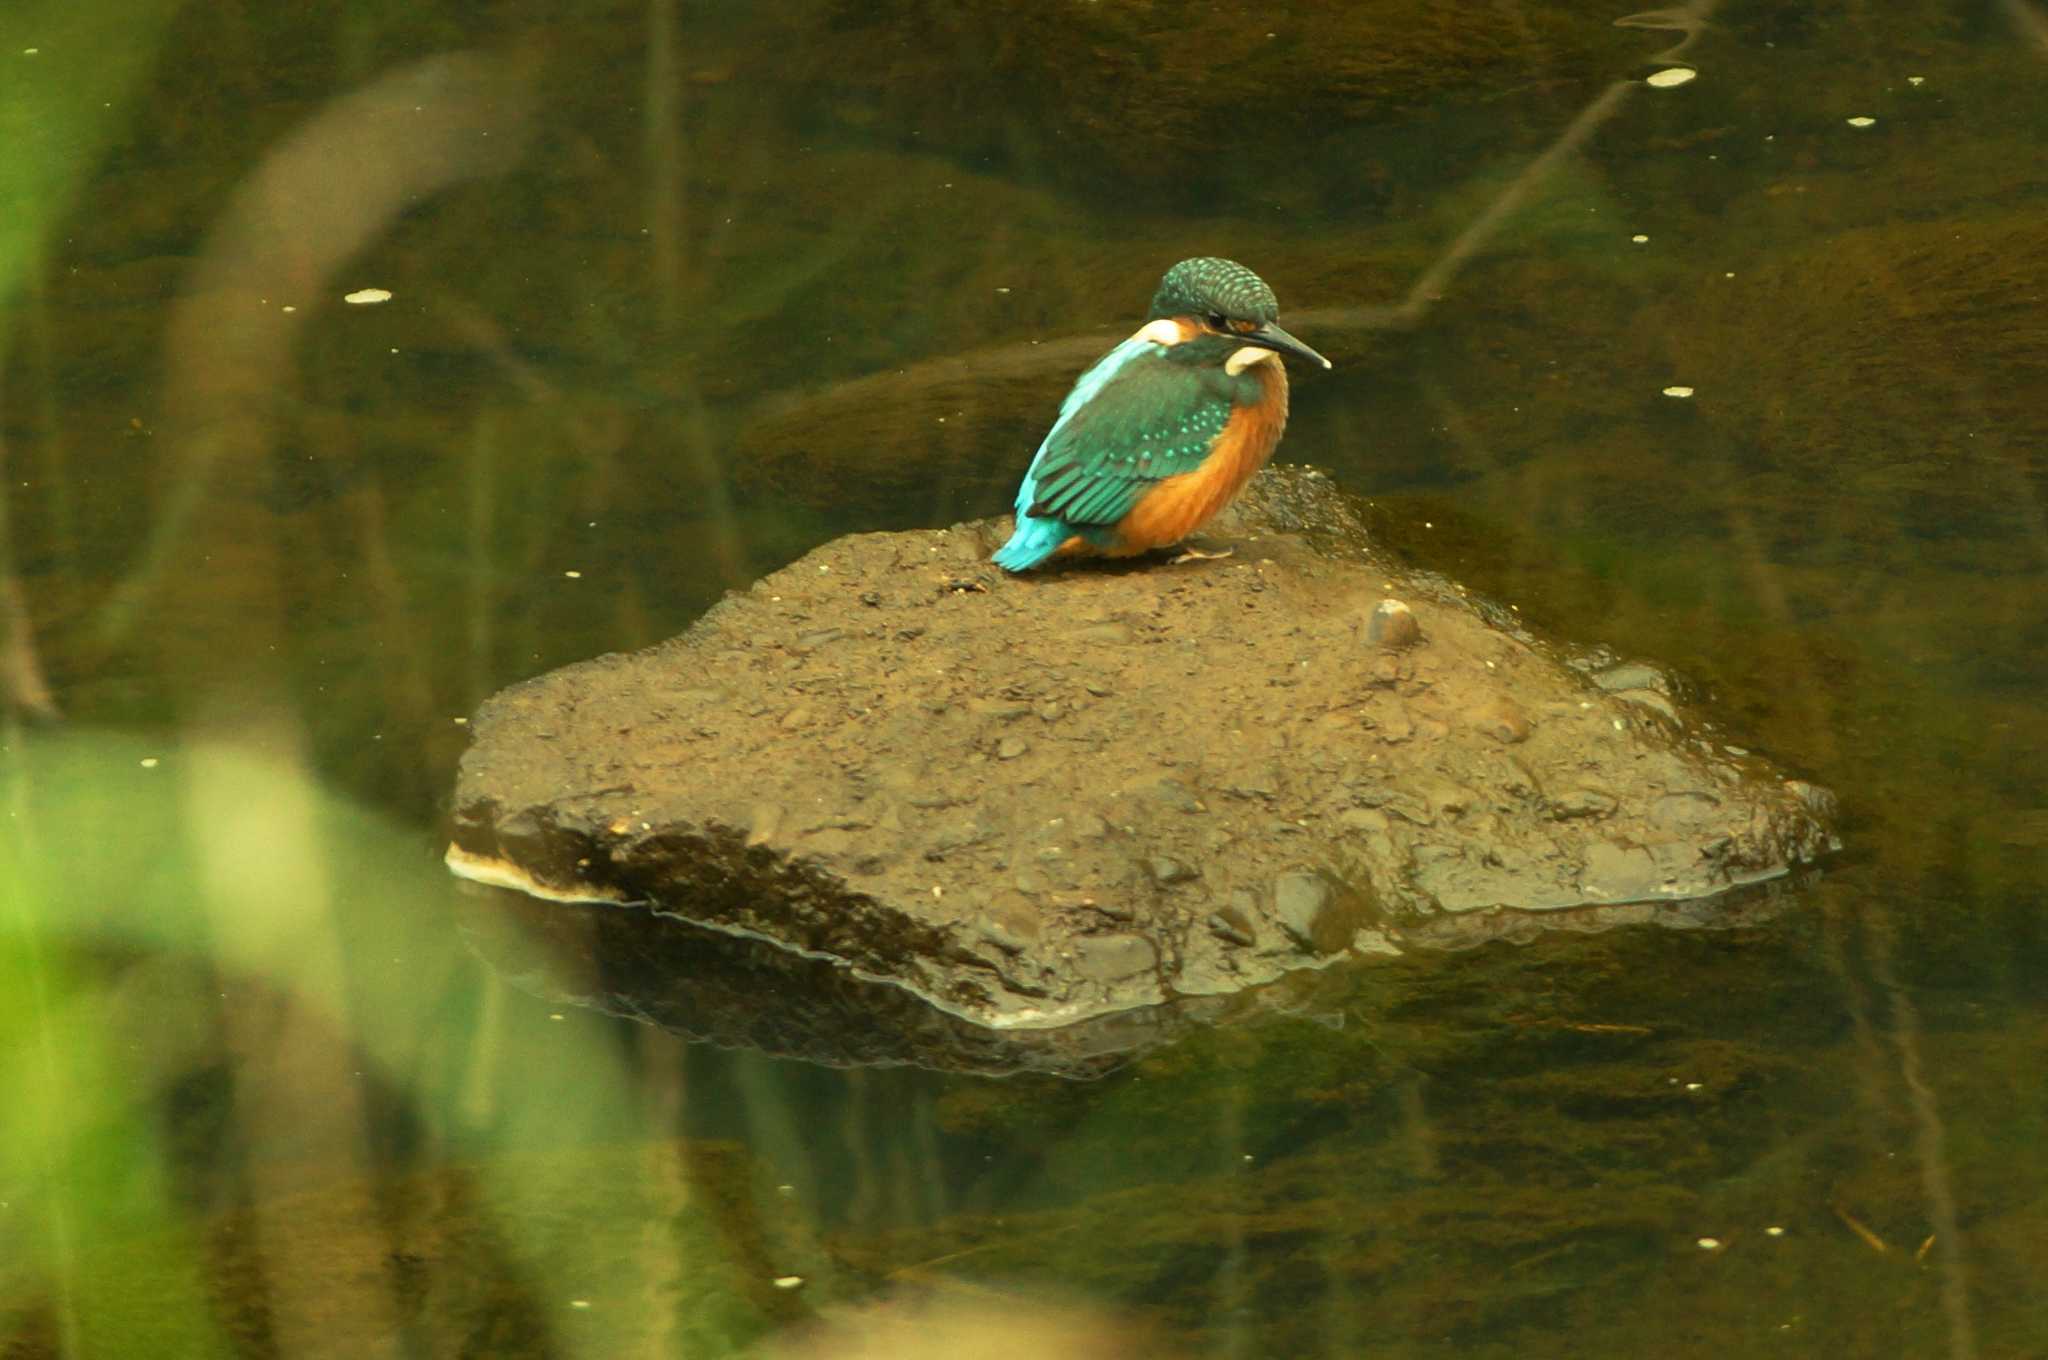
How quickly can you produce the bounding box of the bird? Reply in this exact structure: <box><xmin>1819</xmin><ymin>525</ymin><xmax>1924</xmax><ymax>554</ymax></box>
<box><xmin>992</xmin><ymin>257</ymin><xmax>1330</xmax><ymax>572</ymax></box>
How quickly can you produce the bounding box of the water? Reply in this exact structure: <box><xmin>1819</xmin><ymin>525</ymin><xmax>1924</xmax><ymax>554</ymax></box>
<box><xmin>4</xmin><ymin>2</ymin><xmax>2044</xmax><ymax>1356</ymax></box>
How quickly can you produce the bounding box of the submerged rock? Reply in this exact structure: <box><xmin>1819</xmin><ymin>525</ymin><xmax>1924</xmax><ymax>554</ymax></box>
<box><xmin>447</xmin><ymin>467</ymin><xmax>1836</xmax><ymax>1036</ymax></box>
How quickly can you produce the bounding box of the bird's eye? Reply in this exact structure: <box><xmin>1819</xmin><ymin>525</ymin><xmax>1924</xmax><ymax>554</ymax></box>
<box><xmin>1206</xmin><ymin>313</ymin><xmax>1228</xmax><ymax>331</ymax></box>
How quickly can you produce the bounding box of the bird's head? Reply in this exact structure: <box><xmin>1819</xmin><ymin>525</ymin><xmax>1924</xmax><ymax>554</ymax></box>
<box><xmin>1145</xmin><ymin>257</ymin><xmax>1330</xmax><ymax>372</ymax></box>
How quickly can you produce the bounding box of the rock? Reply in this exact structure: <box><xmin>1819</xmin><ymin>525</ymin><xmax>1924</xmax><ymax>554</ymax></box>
<box><xmin>1072</xmin><ymin>933</ymin><xmax>1158</xmax><ymax>983</ymax></box>
<box><xmin>1364</xmin><ymin>598</ymin><xmax>1421</xmax><ymax>649</ymax></box>
<box><xmin>1471</xmin><ymin>698</ymin><xmax>1532</xmax><ymax>744</ymax></box>
<box><xmin>1145</xmin><ymin>855</ymin><xmax>1199</xmax><ymax>885</ymax></box>
<box><xmin>1272</xmin><ymin>872</ymin><xmax>1335</xmax><ymax>949</ymax></box>
<box><xmin>1206</xmin><ymin>906</ymin><xmax>1257</xmax><ymax>947</ymax></box>
<box><xmin>447</xmin><ymin>468</ymin><xmax>1838</xmax><ymax>1034</ymax></box>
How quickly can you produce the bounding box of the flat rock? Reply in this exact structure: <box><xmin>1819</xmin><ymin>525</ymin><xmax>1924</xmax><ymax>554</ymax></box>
<box><xmin>447</xmin><ymin>467</ymin><xmax>1836</xmax><ymax>1032</ymax></box>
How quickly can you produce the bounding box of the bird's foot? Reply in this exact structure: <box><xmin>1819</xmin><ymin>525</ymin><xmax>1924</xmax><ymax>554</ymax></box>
<box><xmin>1170</xmin><ymin>545</ymin><xmax>1235</xmax><ymax>565</ymax></box>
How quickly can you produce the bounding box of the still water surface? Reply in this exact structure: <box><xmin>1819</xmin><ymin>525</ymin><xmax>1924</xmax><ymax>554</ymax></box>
<box><xmin>4</xmin><ymin>1</ymin><xmax>2045</xmax><ymax>1356</ymax></box>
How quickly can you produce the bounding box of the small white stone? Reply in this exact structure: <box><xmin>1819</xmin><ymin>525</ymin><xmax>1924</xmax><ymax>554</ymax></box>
<box><xmin>1646</xmin><ymin>67</ymin><xmax>1696</xmax><ymax>88</ymax></box>
<box><xmin>1846</xmin><ymin>116</ymin><xmax>1876</xmax><ymax>128</ymax></box>
<box><xmin>1662</xmin><ymin>385</ymin><xmax>1695</xmax><ymax>398</ymax></box>
<box><xmin>343</xmin><ymin>287</ymin><xmax>393</xmax><ymax>305</ymax></box>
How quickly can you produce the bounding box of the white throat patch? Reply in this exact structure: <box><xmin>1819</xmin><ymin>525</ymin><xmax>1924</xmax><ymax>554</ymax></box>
<box><xmin>1225</xmin><ymin>345</ymin><xmax>1277</xmax><ymax>376</ymax></box>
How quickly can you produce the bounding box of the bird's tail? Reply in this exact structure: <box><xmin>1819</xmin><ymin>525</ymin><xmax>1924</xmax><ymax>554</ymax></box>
<box><xmin>992</xmin><ymin>513</ymin><xmax>1069</xmax><ymax>572</ymax></box>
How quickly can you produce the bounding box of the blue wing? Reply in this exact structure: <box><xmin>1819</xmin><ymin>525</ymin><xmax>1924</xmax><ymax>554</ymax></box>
<box><xmin>994</xmin><ymin>341</ymin><xmax>1241</xmax><ymax>571</ymax></box>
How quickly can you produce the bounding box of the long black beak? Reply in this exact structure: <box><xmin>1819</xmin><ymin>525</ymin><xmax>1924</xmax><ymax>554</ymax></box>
<box><xmin>1248</xmin><ymin>321</ymin><xmax>1331</xmax><ymax>370</ymax></box>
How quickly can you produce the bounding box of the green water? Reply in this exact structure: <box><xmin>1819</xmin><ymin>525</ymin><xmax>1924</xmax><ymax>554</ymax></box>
<box><xmin>4</xmin><ymin>1</ymin><xmax>2044</xmax><ymax>1356</ymax></box>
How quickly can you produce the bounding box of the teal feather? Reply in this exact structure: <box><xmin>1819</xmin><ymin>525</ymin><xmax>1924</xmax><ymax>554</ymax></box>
<box><xmin>1026</xmin><ymin>343</ymin><xmax>1254</xmax><ymax>527</ymax></box>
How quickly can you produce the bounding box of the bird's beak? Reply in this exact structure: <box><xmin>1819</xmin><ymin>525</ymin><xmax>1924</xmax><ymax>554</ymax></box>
<box><xmin>1248</xmin><ymin>321</ymin><xmax>1331</xmax><ymax>370</ymax></box>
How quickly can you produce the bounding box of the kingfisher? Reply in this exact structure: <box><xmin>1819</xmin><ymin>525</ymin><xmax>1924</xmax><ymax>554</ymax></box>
<box><xmin>992</xmin><ymin>257</ymin><xmax>1330</xmax><ymax>572</ymax></box>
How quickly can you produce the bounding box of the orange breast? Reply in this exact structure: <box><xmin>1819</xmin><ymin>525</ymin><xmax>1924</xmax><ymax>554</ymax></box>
<box><xmin>1114</xmin><ymin>359</ymin><xmax>1290</xmax><ymax>553</ymax></box>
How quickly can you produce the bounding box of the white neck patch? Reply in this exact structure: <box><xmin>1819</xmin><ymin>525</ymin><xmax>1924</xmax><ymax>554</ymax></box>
<box><xmin>1225</xmin><ymin>345</ymin><xmax>1277</xmax><ymax>376</ymax></box>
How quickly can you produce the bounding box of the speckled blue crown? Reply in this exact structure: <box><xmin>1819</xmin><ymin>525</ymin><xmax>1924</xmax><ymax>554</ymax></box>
<box><xmin>1148</xmin><ymin>257</ymin><xmax>1279</xmax><ymax>323</ymax></box>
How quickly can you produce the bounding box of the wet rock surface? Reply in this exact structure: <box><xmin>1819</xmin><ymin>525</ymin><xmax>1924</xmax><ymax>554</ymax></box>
<box><xmin>448</xmin><ymin>467</ymin><xmax>1837</xmax><ymax>1033</ymax></box>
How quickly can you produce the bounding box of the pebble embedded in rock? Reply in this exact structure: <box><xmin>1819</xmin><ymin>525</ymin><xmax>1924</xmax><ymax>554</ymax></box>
<box><xmin>997</xmin><ymin>736</ymin><xmax>1029</xmax><ymax>760</ymax></box>
<box><xmin>1365</xmin><ymin>598</ymin><xmax>1421</xmax><ymax>649</ymax></box>
<box><xmin>1207</xmin><ymin>905</ymin><xmax>1257</xmax><ymax>946</ymax></box>
<box><xmin>1069</xmin><ymin>813</ymin><xmax>1109</xmax><ymax>840</ymax></box>
<box><xmin>1592</xmin><ymin>662</ymin><xmax>1670</xmax><ymax>694</ymax></box>
<box><xmin>1473</xmin><ymin>699</ymin><xmax>1532</xmax><ymax>744</ymax></box>
<box><xmin>1550</xmin><ymin>788</ymin><xmax>1619</xmax><ymax>819</ymax></box>
<box><xmin>1146</xmin><ymin>855</ymin><xmax>1199</xmax><ymax>884</ymax></box>
<box><xmin>1611</xmin><ymin>688</ymin><xmax>1678</xmax><ymax>721</ymax></box>
<box><xmin>1126</xmin><ymin>776</ymin><xmax>1203</xmax><ymax>813</ymax></box>
<box><xmin>1072</xmin><ymin>932</ymin><xmax>1158</xmax><ymax>982</ymax></box>
<box><xmin>1273</xmin><ymin>871</ymin><xmax>1338</xmax><ymax>953</ymax></box>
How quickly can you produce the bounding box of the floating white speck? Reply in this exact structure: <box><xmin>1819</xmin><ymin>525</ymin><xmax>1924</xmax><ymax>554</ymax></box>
<box><xmin>773</xmin><ymin>1276</ymin><xmax>804</xmax><ymax>1290</ymax></box>
<box><xmin>563</xmin><ymin>570</ymin><xmax>582</xmax><ymax>579</ymax></box>
<box><xmin>1907</xmin><ymin>76</ymin><xmax>1925</xmax><ymax>86</ymax></box>
<box><xmin>1766</xmin><ymin>1226</ymin><xmax>1786</xmax><ymax>1237</ymax></box>
<box><xmin>569</xmin><ymin>1299</ymin><xmax>591</xmax><ymax>1309</ymax></box>
<box><xmin>1697</xmin><ymin>1237</ymin><xmax>1722</xmax><ymax>1250</ymax></box>
<box><xmin>343</xmin><ymin>287</ymin><xmax>392</xmax><ymax>305</ymax></box>
<box><xmin>23</xmin><ymin>48</ymin><xmax>39</xmax><ymax>56</ymax></box>
<box><xmin>1685</xmin><ymin>1081</ymin><xmax>1704</xmax><ymax>1091</ymax></box>
<box><xmin>281</xmin><ymin>304</ymin><xmax>297</xmax><ymax>313</ymax></box>
<box><xmin>1663</xmin><ymin>385</ymin><xmax>1695</xmax><ymax>398</ymax></box>
<box><xmin>1845</xmin><ymin>116</ymin><xmax>1876</xmax><ymax>128</ymax></box>
<box><xmin>139</xmin><ymin>757</ymin><xmax>160</xmax><ymax>769</ymax></box>
<box><xmin>1646</xmin><ymin>67</ymin><xmax>1696</xmax><ymax>88</ymax></box>
<box><xmin>1631</xmin><ymin>234</ymin><xmax>1649</xmax><ymax>244</ymax></box>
